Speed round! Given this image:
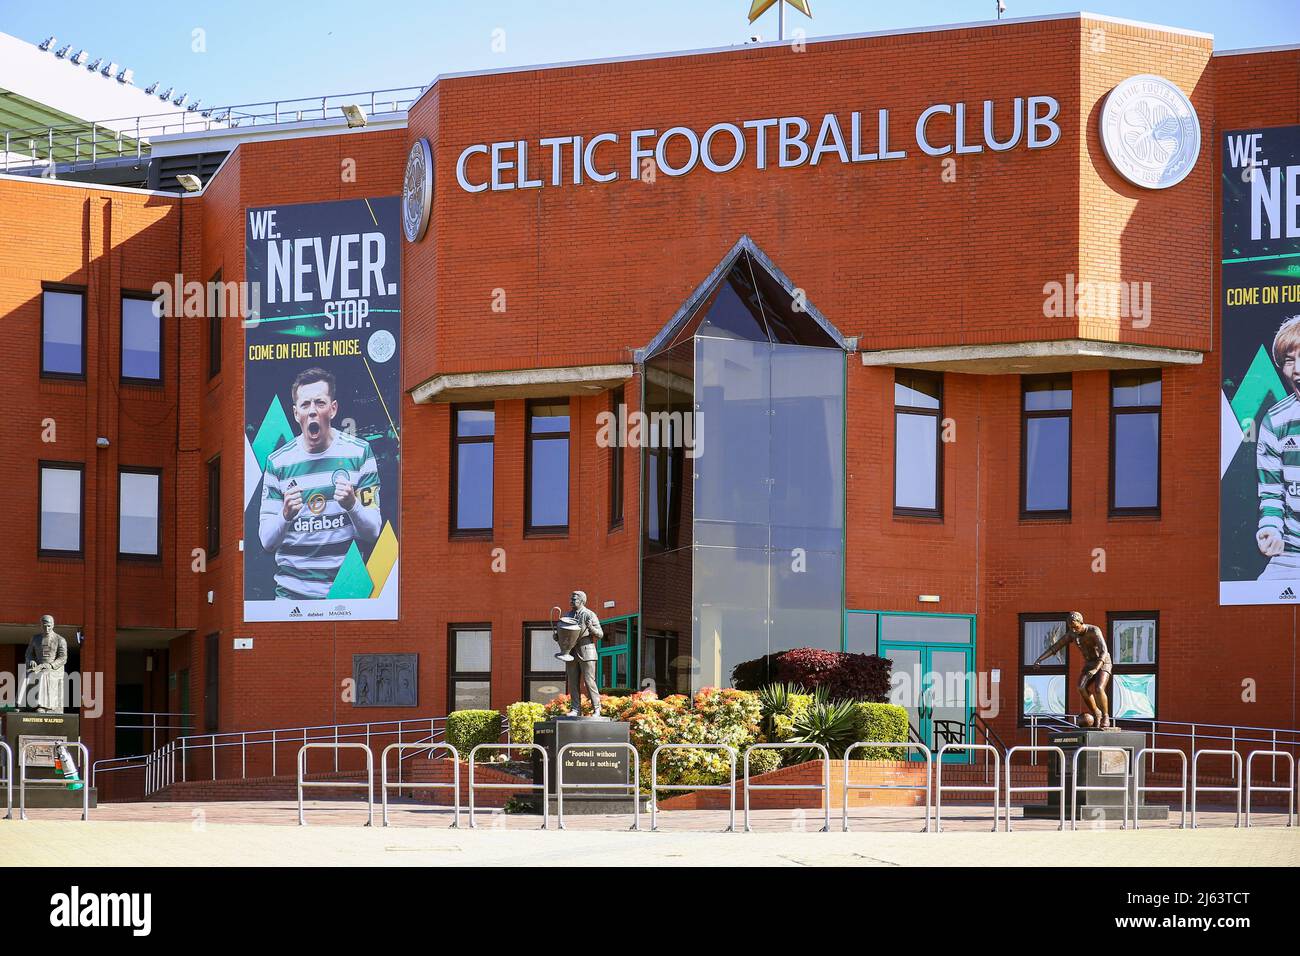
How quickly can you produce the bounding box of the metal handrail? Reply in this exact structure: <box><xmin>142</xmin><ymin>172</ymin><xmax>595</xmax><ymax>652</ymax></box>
<box><xmin>1</xmin><ymin>85</ymin><xmax>427</xmax><ymax>171</ymax></box>
<box><xmin>468</xmin><ymin>743</ymin><xmax>548</xmax><ymax>830</ymax></box>
<box><xmin>1245</xmin><ymin>750</ymin><xmax>1295</xmax><ymax>828</ymax></box>
<box><xmin>381</xmin><ymin>742</ymin><xmax>459</xmax><ymax>828</ymax></box>
<box><xmin>742</xmin><ymin>743</ymin><xmax>831</xmax><ymax>833</ymax></box>
<box><xmin>557</xmin><ymin>742</ymin><xmax>641</xmax><ymax>831</ymax></box>
<box><xmin>1070</xmin><ymin>745</ymin><xmax>1129</xmax><ymax>831</ymax></box>
<box><xmin>1192</xmin><ymin>749</ymin><xmax>1242</xmax><ymax>829</ymax></box>
<box><xmin>1133</xmin><ymin>747</ymin><xmax>1187</xmax><ymax>830</ymax></box>
<box><xmin>296</xmin><ymin>743</ymin><xmax>373</xmax><ymax>827</ymax></box>
<box><xmin>842</xmin><ymin>742</ymin><xmax>932</xmax><ymax>832</ymax></box>
<box><xmin>936</xmin><ymin>744</ymin><xmax>1001</xmax><ymax>832</ymax></box>
<box><xmin>0</xmin><ymin>741</ymin><xmax>11</xmax><ymax>820</ymax></box>
<box><xmin>98</xmin><ymin>714</ymin><xmax>504</xmax><ymax>796</ymax></box>
<box><xmin>1004</xmin><ymin>745</ymin><xmax>1066</xmax><ymax>832</ymax></box>
<box><xmin>649</xmin><ymin>743</ymin><xmax>736</xmax><ymax>832</ymax></box>
<box><xmin>20</xmin><ymin>741</ymin><xmax>89</xmax><ymax>821</ymax></box>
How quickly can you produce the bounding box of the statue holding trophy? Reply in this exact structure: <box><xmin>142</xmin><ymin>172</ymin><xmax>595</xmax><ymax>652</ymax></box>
<box><xmin>551</xmin><ymin>590</ymin><xmax>603</xmax><ymax>718</ymax></box>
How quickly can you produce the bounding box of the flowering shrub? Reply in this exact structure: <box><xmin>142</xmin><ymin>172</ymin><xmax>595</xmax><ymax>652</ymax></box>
<box><xmin>507</xmin><ymin>701</ymin><xmax>545</xmax><ymax>744</ymax></box>
<box><xmin>732</xmin><ymin>648</ymin><xmax>891</xmax><ymax>701</ymax></box>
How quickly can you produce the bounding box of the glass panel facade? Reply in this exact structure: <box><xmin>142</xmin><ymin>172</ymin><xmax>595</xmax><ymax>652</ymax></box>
<box><xmin>1024</xmin><ymin>416</ymin><xmax>1070</xmax><ymax>511</ymax></box>
<box><xmin>1113</xmin><ymin>617</ymin><xmax>1156</xmax><ymax>664</ymax></box>
<box><xmin>455</xmin><ymin>630</ymin><xmax>491</xmax><ymax>671</ymax></box>
<box><xmin>1113</xmin><ymin>674</ymin><xmax>1156</xmax><ymax>719</ymax></box>
<box><xmin>642</xmin><ymin>249</ymin><xmax>846</xmax><ymax>692</ymax></box>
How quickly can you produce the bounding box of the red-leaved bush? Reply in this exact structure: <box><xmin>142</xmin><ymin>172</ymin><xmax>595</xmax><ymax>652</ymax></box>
<box><xmin>731</xmin><ymin>647</ymin><xmax>891</xmax><ymax>702</ymax></box>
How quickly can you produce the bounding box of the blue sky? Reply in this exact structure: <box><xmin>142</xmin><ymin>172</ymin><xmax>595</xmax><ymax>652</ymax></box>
<box><xmin>3</xmin><ymin>0</ymin><xmax>1297</xmax><ymax>107</ymax></box>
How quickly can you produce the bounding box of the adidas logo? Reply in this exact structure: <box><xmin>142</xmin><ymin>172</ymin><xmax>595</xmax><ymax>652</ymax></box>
<box><xmin>1285</xmin><ymin>437</ymin><xmax>1300</xmax><ymax>449</ymax></box>
<box><xmin>289</xmin><ymin>605</ymin><xmax>303</xmax><ymax>617</ymax></box>
<box><xmin>1280</xmin><ymin>588</ymin><xmax>1296</xmax><ymax>600</ymax></box>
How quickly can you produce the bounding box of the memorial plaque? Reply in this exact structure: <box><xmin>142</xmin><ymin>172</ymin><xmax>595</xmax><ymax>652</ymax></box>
<box><xmin>352</xmin><ymin>654</ymin><xmax>418</xmax><ymax>707</ymax></box>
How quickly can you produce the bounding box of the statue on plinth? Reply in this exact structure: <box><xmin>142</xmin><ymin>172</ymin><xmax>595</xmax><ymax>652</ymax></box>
<box><xmin>21</xmin><ymin>614</ymin><xmax>67</xmax><ymax>713</ymax></box>
<box><xmin>555</xmin><ymin>591</ymin><xmax>602</xmax><ymax>718</ymax></box>
<box><xmin>1031</xmin><ymin>611</ymin><xmax>1114</xmax><ymax>729</ymax></box>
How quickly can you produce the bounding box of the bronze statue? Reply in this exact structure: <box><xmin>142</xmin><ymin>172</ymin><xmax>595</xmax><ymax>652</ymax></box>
<box><xmin>559</xmin><ymin>591</ymin><xmax>602</xmax><ymax>718</ymax></box>
<box><xmin>1031</xmin><ymin>611</ymin><xmax>1113</xmax><ymax>729</ymax></box>
<box><xmin>21</xmin><ymin>614</ymin><xmax>67</xmax><ymax>713</ymax></box>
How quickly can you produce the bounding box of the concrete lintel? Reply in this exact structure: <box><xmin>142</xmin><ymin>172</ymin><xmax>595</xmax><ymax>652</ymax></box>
<box><xmin>859</xmin><ymin>339</ymin><xmax>1205</xmax><ymax>375</ymax></box>
<box><xmin>411</xmin><ymin>364</ymin><xmax>634</xmax><ymax>404</ymax></box>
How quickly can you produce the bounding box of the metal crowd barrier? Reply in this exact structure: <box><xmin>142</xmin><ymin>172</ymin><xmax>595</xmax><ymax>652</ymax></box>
<box><xmin>1133</xmin><ymin>747</ymin><xmax>1187</xmax><ymax>830</ymax></box>
<box><xmin>20</xmin><ymin>741</ymin><xmax>90</xmax><ymax>821</ymax></box>
<box><xmin>649</xmin><ymin>743</ymin><xmax>736</xmax><ymax>832</ymax></box>
<box><xmin>296</xmin><ymin>743</ymin><xmax>373</xmax><ymax>827</ymax></box>
<box><xmin>1004</xmin><ymin>745</ymin><xmax>1065</xmax><ymax>832</ymax></box>
<box><xmin>1192</xmin><ymin>749</ymin><xmax>1242</xmax><ymax>829</ymax></box>
<box><xmin>1070</xmin><ymin>745</ymin><xmax>1129</xmax><ymax>831</ymax></box>
<box><xmin>468</xmin><ymin>743</ymin><xmax>548</xmax><ymax>830</ymax></box>
<box><xmin>842</xmin><ymin>742</ymin><xmax>932</xmax><ymax>832</ymax></box>
<box><xmin>381</xmin><ymin>742</ymin><xmax>459</xmax><ymax>828</ymax></box>
<box><xmin>743</xmin><ymin>743</ymin><xmax>830</xmax><ymax>833</ymax></box>
<box><xmin>0</xmin><ymin>741</ymin><xmax>11</xmax><ymax>820</ymax></box>
<box><xmin>557</xmin><ymin>741</ymin><xmax>641</xmax><ymax>831</ymax></box>
<box><xmin>1245</xmin><ymin>749</ymin><xmax>1295</xmax><ymax>828</ymax></box>
<box><xmin>936</xmin><ymin>743</ymin><xmax>1000</xmax><ymax>833</ymax></box>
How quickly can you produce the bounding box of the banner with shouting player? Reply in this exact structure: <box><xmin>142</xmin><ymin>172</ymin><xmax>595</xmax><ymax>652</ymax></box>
<box><xmin>243</xmin><ymin>197</ymin><xmax>401</xmax><ymax>622</ymax></box>
<box><xmin>1220</xmin><ymin>125</ymin><xmax>1300</xmax><ymax>605</ymax></box>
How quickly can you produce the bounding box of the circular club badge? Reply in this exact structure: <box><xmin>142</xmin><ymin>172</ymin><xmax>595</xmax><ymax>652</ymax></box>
<box><xmin>402</xmin><ymin>138</ymin><xmax>433</xmax><ymax>243</ymax></box>
<box><xmin>367</xmin><ymin>329</ymin><xmax>396</xmax><ymax>363</ymax></box>
<box><xmin>1099</xmin><ymin>74</ymin><xmax>1200</xmax><ymax>190</ymax></box>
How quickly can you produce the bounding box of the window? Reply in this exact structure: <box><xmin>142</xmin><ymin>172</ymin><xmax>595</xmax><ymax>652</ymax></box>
<box><xmin>523</xmin><ymin>625</ymin><xmax>566</xmax><ymax>705</ymax></box>
<box><xmin>121</xmin><ymin>294</ymin><xmax>162</xmax><ymax>383</ymax></box>
<box><xmin>206</xmin><ymin>456</ymin><xmax>221</xmax><ymax>557</ymax></box>
<box><xmin>448</xmin><ymin>626</ymin><xmax>491</xmax><ymax>711</ymax></box>
<box><xmin>451</xmin><ymin>405</ymin><xmax>494</xmax><ymax>535</ymax></box>
<box><xmin>1021</xmin><ymin>375</ymin><xmax>1072</xmax><ymax>517</ymax></box>
<box><xmin>41</xmin><ymin>287</ymin><xmax>85</xmax><ymax>378</ymax></box>
<box><xmin>1110</xmin><ymin>370</ymin><xmax>1161</xmax><ymax>514</ymax></box>
<box><xmin>526</xmin><ymin>399</ymin><xmax>570</xmax><ymax>533</ymax></box>
<box><xmin>1109</xmin><ymin>613</ymin><xmax>1158</xmax><ymax>719</ymax></box>
<box><xmin>208</xmin><ymin>269</ymin><xmax>223</xmax><ymax>379</ymax></box>
<box><xmin>1020</xmin><ymin>613</ymin><xmax>1068</xmax><ymax>718</ymax></box>
<box><xmin>119</xmin><ymin>468</ymin><xmax>162</xmax><ymax>558</ymax></box>
<box><xmin>39</xmin><ymin>462</ymin><xmax>83</xmax><ymax>556</ymax></box>
<box><xmin>894</xmin><ymin>370</ymin><xmax>943</xmax><ymax>515</ymax></box>
<box><xmin>609</xmin><ymin>387</ymin><xmax>625</xmax><ymax>529</ymax></box>
<box><xmin>640</xmin><ymin>630</ymin><xmax>678</xmax><ymax>697</ymax></box>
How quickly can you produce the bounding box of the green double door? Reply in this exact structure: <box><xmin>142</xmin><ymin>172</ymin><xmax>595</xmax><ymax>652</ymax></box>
<box><xmin>878</xmin><ymin>641</ymin><xmax>974</xmax><ymax>763</ymax></box>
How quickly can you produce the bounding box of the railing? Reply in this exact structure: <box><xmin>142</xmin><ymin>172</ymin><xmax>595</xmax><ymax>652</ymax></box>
<box><xmin>843</xmin><ymin>742</ymin><xmax>932</xmax><ymax>832</ymax></box>
<box><xmin>1028</xmin><ymin>713</ymin><xmax>1300</xmax><ymax>782</ymax></box>
<box><xmin>1070</xmin><ymin>746</ymin><xmax>1129</xmax><ymax>830</ymax></box>
<box><xmin>20</xmin><ymin>741</ymin><xmax>90</xmax><ymax>821</ymax></box>
<box><xmin>116</xmin><ymin>711</ymin><xmax>193</xmax><ymax>752</ymax></box>
<box><xmin>91</xmin><ymin>714</ymin><xmax>508</xmax><ymax>795</ymax></box>
<box><xmin>1</xmin><ymin>85</ymin><xmax>426</xmax><ymax>172</ymax></box>
<box><xmin>935</xmin><ymin>743</ymin><xmax>1000</xmax><ymax>832</ymax></box>
<box><xmin>0</xmin><ymin>741</ymin><xmax>11</xmax><ymax>820</ymax></box>
<box><xmin>381</xmin><ymin>742</ymin><xmax>460</xmax><ymax>828</ymax></box>
<box><xmin>743</xmin><ymin>743</ymin><xmax>830</xmax><ymax>832</ymax></box>
<box><xmin>650</xmin><ymin>743</ymin><xmax>737</xmax><ymax>832</ymax></box>
<box><xmin>297</xmin><ymin>743</ymin><xmax>373</xmax><ymax>826</ymax></box>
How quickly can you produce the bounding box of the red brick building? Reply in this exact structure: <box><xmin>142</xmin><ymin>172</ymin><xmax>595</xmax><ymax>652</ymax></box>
<box><xmin>3</xmin><ymin>13</ymin><xmax>1299</xmax><ymax>774</ymax></box>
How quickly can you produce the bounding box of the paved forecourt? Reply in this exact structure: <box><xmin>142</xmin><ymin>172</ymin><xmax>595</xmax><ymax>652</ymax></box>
<box><xmin>1</xmin><ymin>801</ymin><xmax>1295</xmax><ymax>867</ymax></box>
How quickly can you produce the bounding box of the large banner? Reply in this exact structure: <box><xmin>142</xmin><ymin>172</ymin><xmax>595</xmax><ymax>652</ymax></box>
<box><xmin>1220</xmin><ymin>125</ymin><xmax>1300</xmax><ymax>605</ymax></box>
<box><xmin>243</xmin><ymin>197</ymin><xmax>401</xmax><ymax>622</ymax></box>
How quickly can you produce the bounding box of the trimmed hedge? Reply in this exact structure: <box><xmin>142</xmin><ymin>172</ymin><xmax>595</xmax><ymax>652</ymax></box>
<box><xmin>848</xmin><ymin>702</ymin><xmax>909</xmax><ymax>760</ymax></box>
<box><xmin>732</xmin><ymin>648</ymin><xmax>891</xmax><ymax>701</ymax></box>
<box><xmin>506</xmin><ymin>701</ymin><xmax>545</xmax><ymax>744</ymax></box>
<box><xmin>446</xmin><ymin>709</ymin><xmax>502</xmax><ymax>760</ymax></box>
